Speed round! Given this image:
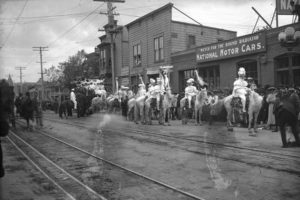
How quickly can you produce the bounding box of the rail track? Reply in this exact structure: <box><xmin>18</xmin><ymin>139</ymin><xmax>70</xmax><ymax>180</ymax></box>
<box><xmin>42</xmin><ymin>116</ymin><xmax>300</xmax><ymax>176</ymax></box>
<box><xmin>11</xmin><ymin>121</ymin><xmax>207</xmax><ymax>200</ymax></box>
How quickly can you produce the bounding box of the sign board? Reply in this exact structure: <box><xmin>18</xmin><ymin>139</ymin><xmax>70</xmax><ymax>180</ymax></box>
<box><xmin>196</xmin><ymin>32</ymin><xmax>266</xmax><ymax>63</ymax></box>
<box><xmin>276</xmin><ymin>0</ymin><xmax>300</xmax><ymax>15</ymax></box>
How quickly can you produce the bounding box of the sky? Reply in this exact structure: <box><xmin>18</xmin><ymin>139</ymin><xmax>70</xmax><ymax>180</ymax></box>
<box><xmin>0</xmin><ymin>0</ymin><xmax>296</xmax><ymax>83</ymax></box>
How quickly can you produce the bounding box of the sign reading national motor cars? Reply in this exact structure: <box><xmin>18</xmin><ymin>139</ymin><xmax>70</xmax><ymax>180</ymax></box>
<box><xmin>276</xmin><ymin>0</ymin><xmax>300</xmax><ymax>15</ymax></box>
<box><xmin>196</xmin><ymin>32</ymin><xmax>266</xmax><ymax>63</ymax></box>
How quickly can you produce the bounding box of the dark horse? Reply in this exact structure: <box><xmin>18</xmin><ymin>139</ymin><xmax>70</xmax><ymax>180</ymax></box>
<box><xmin>274</xmin><ymin>90</ymin><xmax>300</xmax><ymax>148</ymax></box>
<box><xmin>59</xmin><ymin>100</ymin><xmax>74</xmax><ymax>119</ymax></box>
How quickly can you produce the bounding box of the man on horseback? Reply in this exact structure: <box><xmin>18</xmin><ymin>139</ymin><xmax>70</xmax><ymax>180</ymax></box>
<box><xmin>185</xmin><ymin>78</ymin><xmax>198</xmax><ymax>109</ymax></box>
<box><xmin>232</xmin><ymin>67</ymin><xmax>249</xmax><ymax>113</ymax></box>
<box><xmin>146</xmin><ymin>78</ymin><xmax>157</xmax><ymax>109</ymax></box>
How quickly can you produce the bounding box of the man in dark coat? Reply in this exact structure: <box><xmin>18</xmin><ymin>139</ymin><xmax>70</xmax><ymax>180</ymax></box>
<box><xmin>274</xmin><ymin>88</ymin><xmax>300</xmax><ymax>147</ymax></box>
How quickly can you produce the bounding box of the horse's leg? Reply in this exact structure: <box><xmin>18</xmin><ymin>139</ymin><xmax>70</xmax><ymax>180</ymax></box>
<box><xmin>291</xmin><ymin>122</ymin><xmax>300</xmax><ymax>146</ymax></box>
<box><xmin>194</xmin><ymin>107</ymin><xmax>198</xmax><ymax>125</ymax></box>
<box><xmin>199</xmin><ymin>106</ymin><xmax>203</xmax><ymax>126</ymax></box>
<box><xmin>227</xmin><ymin>108</ymin><xmax>233</xmax><ymax>131</ymax></box>
<box><xmin>280</xmin><ymin>125</ymin><xmax>288</xmax><ymax>147</ymax></box>
<box><xmin>254</xmin><ymin>112</ymin><xmax>259</xmax><ymax>133</ymax></box>
<box><xmin>248</xmin><ymin>111</ymin><xmax>253</xmax><ymax>135</ymax></box>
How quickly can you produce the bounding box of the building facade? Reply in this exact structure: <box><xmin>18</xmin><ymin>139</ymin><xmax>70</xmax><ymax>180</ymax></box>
<box><xmin>171</xmin><ymin>23</ymin><xmax>300</xmax><ymax>93</ymax></box>
<box><xmin>124</xmin><ymin>3</ymin><xmax>236</xmax><ymax>92</ymax></box>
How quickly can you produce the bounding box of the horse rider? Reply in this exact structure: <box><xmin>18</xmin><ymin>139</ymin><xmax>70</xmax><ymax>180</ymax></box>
<box><xmin>137</xmin><ymin>75</ymin><xmax>147</xmax><ymax>98</ymax></box>
<box><xmin>70</xmin><ymin>88</ymin><xmax>77</xmax><ymax>110</ymax></box>
<box><xmin>145</xmin><ymin>78</ymin><xmax>157</xmax><ymax>108</ymax></box>
<box><xmin>232</xmin><ymin>67</ymin><xmax>249</xmax><ymax>113</ymax></box>
<box><xmin>154</xmin><ymin>77</ymin><xmax>165</xmax><ymax>110</ymax></box>
<box><xmin>185</xmin><ymin>78</ymin><xmax>198</xmax><ymax>109</ymax></box>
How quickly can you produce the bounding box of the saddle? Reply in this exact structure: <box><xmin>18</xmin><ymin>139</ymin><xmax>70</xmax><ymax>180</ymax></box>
<box><xmin>184</xmin><ymin>96</ymin><xmax>195</xmax><ymax>108</ymax></box>
<box><xmin>230</xmin><ymin>96</ymin><xmax>250</xmax><ymax>112</ymax></box>
<box><xmin>150</xmin><ymin>95</ymin><xmax>163</xmax><ymax>110</ymax></box>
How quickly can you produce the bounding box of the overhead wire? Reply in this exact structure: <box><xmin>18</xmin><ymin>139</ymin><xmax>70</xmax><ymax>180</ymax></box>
<box><xmin>47</xmin><ymin>2</ymin><xmax>105</xmax><ymax>47</ymax></box>
<box><xmin>1</xmin><ymin>0</ymin><xmax>29</xmax><ymax>49</ymax></box>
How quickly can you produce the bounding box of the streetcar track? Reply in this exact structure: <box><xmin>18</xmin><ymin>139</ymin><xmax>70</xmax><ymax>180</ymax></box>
<box><xmin>44</xmin><ymin>116</ymin><xmax>300</xmax><ymax>160</ymax></box>
<box><xmin>19</xmin><ymin>118</ymin><xmax>300</xmax><ymax>176</ymax></box>
<box><xmin>8</xmin><ymin>130</ymin><xmax>108</xmax><ymax>200</ymax></box>
<box><xmin>13</xmin><ymin>122</ymin><xmax>207</xmax><ymax>200</ymax></box>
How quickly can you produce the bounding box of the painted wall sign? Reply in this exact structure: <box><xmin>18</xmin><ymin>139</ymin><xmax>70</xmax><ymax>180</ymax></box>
<box><xmin>196</xmin><ymin>32</ymin><xmax>266</xmax><ymax>63</ymax></box>
<box><xmin>276</xmin><ymin>0</ymin><xmax>300</xmax><ymax>15</ymax></box>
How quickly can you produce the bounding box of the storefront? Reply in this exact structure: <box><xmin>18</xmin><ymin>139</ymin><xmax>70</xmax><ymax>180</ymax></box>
<box><xmin>171</xmin><ymin>23</ymin><xmax>300</xmax><ymax>93</ymax></box>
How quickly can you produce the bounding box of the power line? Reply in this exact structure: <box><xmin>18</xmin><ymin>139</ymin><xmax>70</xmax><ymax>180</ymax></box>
<box><xmin>1</xmin><ymin>0</ymin><xmax>29</xmax><ymax>49</ymax></box>
<box><xmin>47</xmin><ymin>3</ymin><xmax>105</xmax><ymax>47</ymax></box>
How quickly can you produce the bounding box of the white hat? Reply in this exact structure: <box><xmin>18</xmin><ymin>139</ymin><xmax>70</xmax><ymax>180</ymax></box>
<box><xmin>138</xmin><ymin>83</ymin><xmax>144</xmax><ymax>87</ymax></box>
<box><xmin>150</xmin><ymin>78</ymin><xmax>155</xmax><ymax>83</ymax></box>
<box><xmin>187</xmin><ymin>78</ymin><xmax>194</xmax><ymax>84</ymax></box>
<box><xmin>238</xmin><ymin>67</ymin><xmax>246</xmax><ymax>76</ymax></box>
<box><xmin>121</xmin><ymin>86</ymin><xmax>129</xmax><ymax>90</ymax></box>
<box><xmin>71</xmin><ymin>88</ymin><xmax>75</xmax><ymax>91</ymax></box>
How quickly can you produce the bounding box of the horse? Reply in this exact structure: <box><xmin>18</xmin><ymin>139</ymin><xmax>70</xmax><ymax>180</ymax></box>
<box><xmin>194</xmin><ymin>89</ymin><xmax>208</xmax><ymax>125</ymax></box>
<box><xmin>58</xmin><ymin>100</ymin><xmax>74</xmax><ymax>119</ymax></box>
<box><xmin>106</xmin><ymin>94</ymin><xmax>121</xmax><ymax>113</ymax></box>
<box><xmin>91</xmin><ymin>95</ymin><xmax>106</xmax><ymax>113</ymax></box>
<box><xmin>247</xmin><ymin>90</ymin><xmax>263</xmax><ymax>136</ymax></box>
<box><xmin>180</xmin><ymin>89</ymin><xmax>207</xmax><ymax>125</ymax></box>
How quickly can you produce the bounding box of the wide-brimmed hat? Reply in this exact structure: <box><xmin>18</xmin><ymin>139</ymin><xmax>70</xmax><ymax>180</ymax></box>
<box><xmin>138</xmin><ymin>83</ymin><xmax>144</xmax><ymax>87</ymax></box>
<box><xmin>121</xmin><ymin>86</ymin><xmax>129</xmax><ymax>90</ymax></box>
<box><xmin>187</xmin><ymin>78</ymin><xmax>194</xmax><ymax>84</ymax></box>
<box><xmin>149</xmin><ymin>78</ymin><xmax>155</xmax><ymax>83</ymax></box>
<box><xmin>238</xmin><ymin>67</ymin><xmax>246</xmax><ymax>75</ymax></box>
<box><xmin>267</xmin><ymin>87</ymin><xmax>276</xmax><ymax>91</ymax></box>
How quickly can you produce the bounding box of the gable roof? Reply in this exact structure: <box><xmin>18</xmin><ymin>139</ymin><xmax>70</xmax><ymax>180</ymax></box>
<box><xmin>125</xmin><ymin>3</ymin><xmax>173</xmax><ymax>28</ymax></box>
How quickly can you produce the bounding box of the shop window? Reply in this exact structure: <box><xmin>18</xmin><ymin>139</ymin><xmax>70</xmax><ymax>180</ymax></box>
<box><xmin>275</xmin><ymin>53</ymin><xmax>300</xmax><ymax>87</ymax></box>
<box><xmin>198</xmin><ymin>66</ymin><xmax>220</xmax><ymax>89</ymax></box>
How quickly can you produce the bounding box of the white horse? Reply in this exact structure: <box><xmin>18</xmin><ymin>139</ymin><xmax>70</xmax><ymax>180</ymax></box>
<box><xmin>247</xmin><ymin>90</ymin><xmax>263</xmax><ymax>136</ymax></box>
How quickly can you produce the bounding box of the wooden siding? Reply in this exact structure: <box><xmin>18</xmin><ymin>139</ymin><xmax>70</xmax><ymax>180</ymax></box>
<box><xmin>171</xmin><ymin>21</ymin><xmax>236</xmax><ymax>53</ymax></box>
<box><xmin>128</xmin><ymin>6</ymin><xmax>172</xmax><ymax>80</ymax></box>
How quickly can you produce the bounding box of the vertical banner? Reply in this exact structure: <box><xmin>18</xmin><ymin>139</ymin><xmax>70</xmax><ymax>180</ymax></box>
<box><xmin>276</xmin><ymin>0</ymin><xmax>300</xmax><ymax>15</ymax></box>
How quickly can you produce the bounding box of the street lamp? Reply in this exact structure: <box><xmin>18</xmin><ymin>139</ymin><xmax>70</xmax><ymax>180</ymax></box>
<box><xmin>278</xmin><ymin>26</ymin><xmax>300</xmax><ymax>51</ymax></box>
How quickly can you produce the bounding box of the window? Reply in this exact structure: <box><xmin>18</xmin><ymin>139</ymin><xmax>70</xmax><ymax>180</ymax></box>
<box><xmin>198</xmin><ymin>66</ymin><xmax>220</xmax><ymax>89</ymax></box>
<box><xmin>133</xmin><ymin>44</ymin><xmax>141</xmax><ymax>66</ymax></box>
<box><xmin>275</xmin><ymin>53</ymin><xmax>300</xmax><ymax>86</ymax></box>
<box><xmin>154</xmin><ymin>36</ymin><xmax>164</xmax><ymax>62</ymax></box>
<box><xmin>100</xmin><ymin>49</ymin><xmax>106</xmax><ymax>68</ymax></box>
<box><xmin>187</xmin><ymin>35</ymin><xmax>196</xmax><ymax>48</ymax></box>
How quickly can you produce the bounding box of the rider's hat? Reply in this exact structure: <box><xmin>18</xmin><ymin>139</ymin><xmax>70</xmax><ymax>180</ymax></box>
<box><xmin>138</xmin><ymin>83</ymin><xmax>144</xmax><ymax>87</ymax></box>
<box><xmin>238</xmin><ymin>67</ymin><xmax>246</xmax><ymax>76</ymax></box>
<box><xmin>267</xmin><ymin>86</ymin><xmax>276</xmax><ymax>91</ymax></box>
<box><xmin>187</xmin><ymin>78</ymin><xmax>194</xmax><ymax>84</ymax></box>
<box><xmin>121</xmin><ymin>86</ymin><xmax>129</xmax><ymax>90</ymax></box>
<box><xmin>149</xmin><ymin>78</ymin><xmax>155</xmax><ymax>83</ymax></box>
<box><xmin>71</xmin><ymin>88</ymin><xmax>75</xmax><ymax>91</ymax></box>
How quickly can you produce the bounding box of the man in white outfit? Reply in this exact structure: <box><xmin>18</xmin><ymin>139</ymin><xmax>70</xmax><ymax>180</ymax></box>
<box><xmin>70</xmin><ymin>88</ymin><xmax>77</xmax><ymax>110</ymax></box>
<box><xmin>232</xmin><ymin>67</ymin><xmax>248</xmax><ymax>112</ymax></box>
<box><xmin>185</xmin><ymin>78</ymin><xmax>198</xmax><ymax>109</ymax></box>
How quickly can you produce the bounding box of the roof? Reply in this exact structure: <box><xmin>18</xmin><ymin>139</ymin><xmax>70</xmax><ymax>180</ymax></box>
<box><xmin>126</xmin><ymin>3</ymin><xmax>173</xmax><ymax>28</ymax></box>
<box><xmin>171</xmin><ymin>20</ymin><xmax>236</xmax><ymax>34</ymax></box>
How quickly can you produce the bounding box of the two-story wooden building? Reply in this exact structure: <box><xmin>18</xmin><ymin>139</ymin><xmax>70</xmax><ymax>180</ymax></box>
<box><xmin>123</xmin><ymin>3</ymin><xmax>236</xmax><ymax>91</ymax></box>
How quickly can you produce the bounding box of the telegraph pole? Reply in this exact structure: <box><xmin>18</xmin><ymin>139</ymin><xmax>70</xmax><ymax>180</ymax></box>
<box><xmin>32</xmin><ymin>46</ymin><xmax>48</xmax><ymax>101</ymax></box>
<box><xmin>94</xmin><ymin>0</ymin><xmax>125</xmax><ymax>93</ymax></box>
<box><xmin>15</xmin><ymin>66</ymin><xmax>26</xmax><ymax>94</ymax></box>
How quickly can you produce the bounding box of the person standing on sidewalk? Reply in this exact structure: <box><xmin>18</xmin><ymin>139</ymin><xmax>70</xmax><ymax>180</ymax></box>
<box><xmin>266</xmin><ymin>87</ymin><xmax>277</xmax><ymax>130</ymax></box>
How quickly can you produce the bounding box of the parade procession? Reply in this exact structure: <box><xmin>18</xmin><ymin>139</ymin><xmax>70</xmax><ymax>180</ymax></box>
<box><xmin>1</xmin><ymin>0</ymin><xmax>300</xmax><ymax>200</ymax></box>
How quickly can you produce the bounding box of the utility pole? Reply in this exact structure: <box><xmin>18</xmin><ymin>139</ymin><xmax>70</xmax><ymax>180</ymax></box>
<box><xmin>94</xmin><ymin>0</ymin><xmax>125</xmax><ymax>93</ymax></box>
<box><xmin>33</xmin><ymin>46</ymin><xmax>48</xmax><ymax>101</ymax></box>
<box><xmin>15</xmin><ymin>66</ymin><xmax>26</xmax><ymax>94</ymax></box>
